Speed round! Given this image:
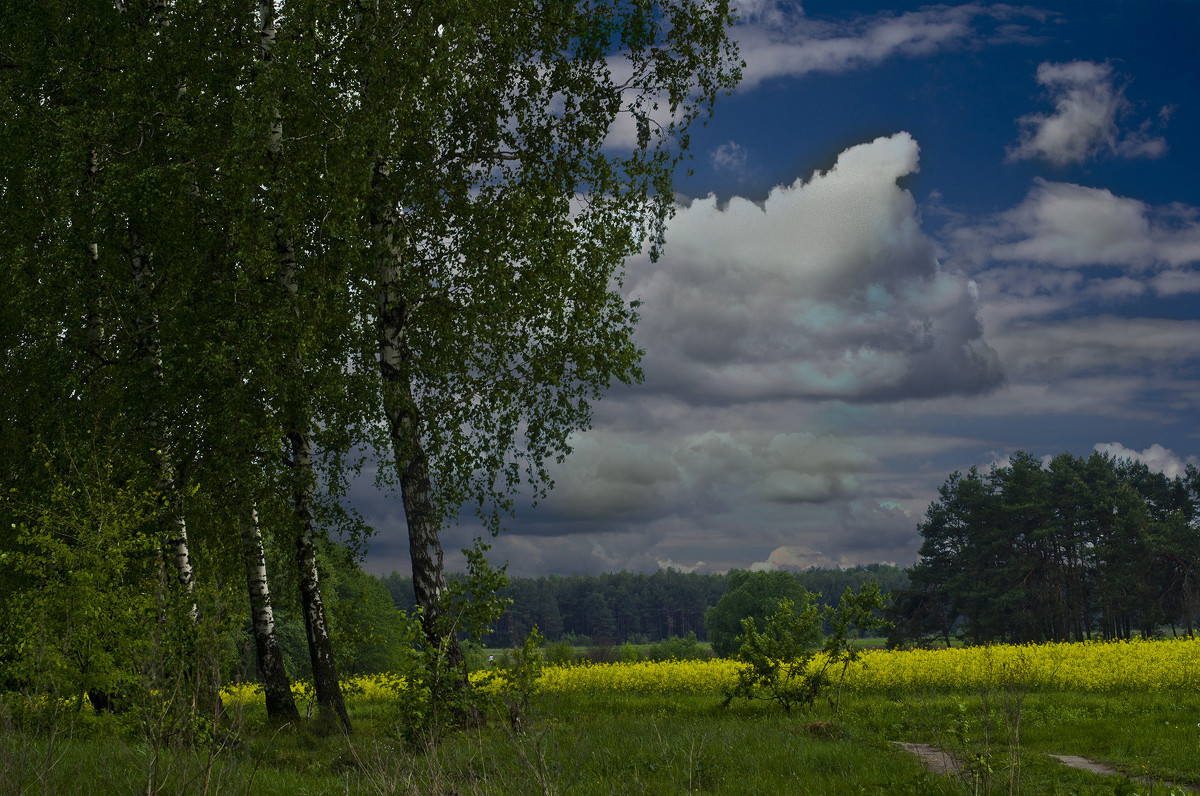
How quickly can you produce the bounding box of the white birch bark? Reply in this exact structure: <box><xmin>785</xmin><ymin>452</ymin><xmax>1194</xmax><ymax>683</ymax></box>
<box><xmin>370</xmin><ymin>160</ymin><xmax>463</xmax><ymax>670</ymax></box>
<box><xmin>260</xmin><ymin>0</ymin><xmax>349</xmax><ymax>731</ymax></box>
<box><xmin>288</xmin><ymin>429</ymin><xmax>352</xmax><ymax>731</ymax></box>
<box><xmin>129</xmin><ymin>228</ymin><xmax>198</xmax><ymax>620</ymax></box>
<box><xmin>106</xmin><ymin>0</ymin><xmax>199</xmax><ymax>622</ymax></box>
<box><xmin>239</xmin><ymin>505</ymin><xmax>298</xmax><ymax>720</ymax></box>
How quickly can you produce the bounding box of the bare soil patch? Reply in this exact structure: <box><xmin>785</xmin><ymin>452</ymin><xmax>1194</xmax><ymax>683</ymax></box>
<box><xmin>1048</xmin><ymin>753</ymin><xmax>1197</xmax><ymax>792</ymax></box>
<box><xmin>891</xmin><ymin>742</ymin><xmax>965</xmax><ymax>778</ymax></box>
<box><xmin>895</xmin><ymin>744</ymin><xmax>1197</xmax><ymax>792</ymax></box>
<box><xmin>1046</xmin><ymin>754</ymin><xmax>1122</xmax><ymax>777</ymax></box>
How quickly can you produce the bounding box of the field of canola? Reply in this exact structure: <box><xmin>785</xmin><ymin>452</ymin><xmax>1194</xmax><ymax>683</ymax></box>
<box><xmin>532</xmin><ymin>637</ymin><xmax>1200</xmax><ymax>695</ymax></box>
<box><xmin>224</xmin><ymin>637</ymin><xmax>1200</xmax><ymax>709</ymax></box>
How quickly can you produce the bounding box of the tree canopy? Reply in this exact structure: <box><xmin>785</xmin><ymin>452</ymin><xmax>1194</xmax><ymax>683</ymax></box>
<box><xmin>0</xmin><ymin>0</ymin><xmax>742</xmax><ymax>724</ymax></box>
<box><xmin>893</xmin><ymin>451</ymin><xmax>1200</xmax><ymax>645</ymax></box>
<box><xmin>704</xmin><ymin>570</ymin><xmax>814</xmax><ymax>656</ymax></box>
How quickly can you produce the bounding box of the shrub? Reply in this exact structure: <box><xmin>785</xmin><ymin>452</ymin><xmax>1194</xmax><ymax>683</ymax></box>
<box><xmin>385</xmin><ymin>538</ymin><xmax>512</xmax><ymax>744</ymax></box>
<box><xmin>723</xmin><ymin>584</ymin><xmax>889</xmax><ymax>713</ymax></box>
<box><xmin>705</xmin><ymin>570</ymin><xmax>813</xmax><ymax>656</ymax></box>
<box><xmin>723</xmin><ymin>595</ymin><xmax>825</xmax><ymax>713</ymax></box>
<box><xmin>617</xmin><ymin>642</ymin><xmax>642</xmax><ymax>663</ymax></box>
<box><xmin>583</xmin><ymin>645</ymin><xmax>621</xmax><ymax>664</ymax></box>
<box><xmin>499</xmin><ymin>627</ymin><xmax>544</xmax><ymax>729</ymax></box>
<box><xmin>543</xmin><ymin>640</ymin><xmax>577</xmax><ymax>667</ymax></box>
<box><xmin>646</xmin><ymin>632</ymin><xmax>708</xmax><ymax>662</ymax></box>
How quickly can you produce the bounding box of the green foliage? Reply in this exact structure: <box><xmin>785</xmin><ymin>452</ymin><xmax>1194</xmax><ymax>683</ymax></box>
<box><xmin>705</xmin><ymin>570</ymin><xmax>812</xmax><ymax>656</ymax></box>
<box><xmin>0</xmin><ymin>441</ymin><xmax>245</xmax><ymax>760</ymax></box>
<box><xmin>543</xmin><ymin>640</ymin><xmax>578</xmax><ymax>667</ymax></box>
<box><xmin>0</xmin><ymin>447</ymin><xmax>162</xmax><ymax>707</ymax></box>
<box><xmin>439</xmin><ymin>539</ymin><xmax>513</xmax><ymax>647</ymax></box>
<box><xmin>617</xmin><ymin>641</ymin><xmax>643</xmax><ymax>663</ymax></box>
<box><xmin>469</xmin><ymin>565</ymin><xmax>907</xmax><ymax>648</ymax></box>
<box><xmin>376</xmin><ymin>610</ymin><xmax>436</xmax><ymax>746</ymax></box>
<box><xmin>328</xmin><ymin>559</ymin><xmax>411</xmax><ymax>676</ymax></box>
<box><xmin>460</xmin><ymin>640</ymin><xmax>490</xmax><ymax>673</ymax></box>
<box><xmin>903</xmin><ymin>452</ymin><xmax>1200</xmax><ymax>645</ymax></box>
<box><xmin>822</xmin><ymin>583</ymin><xmax>891</xmax><ymax>712</ymax></box>
<box><xmin>723</xmin><ymin>595</ymin><xmax>825</xmax><ymax>713</ymax></box>
<box><xmin>0</xmin><ymin>0</ymin><xmax>742</xmax><ymax>744</ymax></box>
<box><xmin>560</xmin><ymin>632</ymin><xmax>593</xmax><ymax>647</ymax></box>
<box><xmin>646</xmin><ymin>632</ymin><xmax>708</xmax><ymax>662</ymax></box>
<box><xmin>480</xmin><ymin>626</ymin><xmax>545</xmax><ymax>731</ymax></box>
<box><xmin>386</xmin><ymin>539</ymin><xmax>513</xmax><ymax>745</ymax></box>
<box><xmin>723</xmin><ymin>584</ymin><xmax>891</xmax><ymax>714</ymax></box>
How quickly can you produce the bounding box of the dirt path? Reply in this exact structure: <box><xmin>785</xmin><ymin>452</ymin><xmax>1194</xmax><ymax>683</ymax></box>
<box><xmin>890</xmin><ymin>743</ymin><xmax>966</xmax><ymax>779</ymax></box>
<box><xmin>1046</xmin><ymin>754</ymin><xmax>1122</xmax><ymax>777</ymax></box>
<box><xmin>894</xmin><ymin>744</ymin><xmax>1197</xmax><ymax>792</ymax></box>
<box><xmin>1047</xmin><ymin>754</ymin><xmax>1197</xmax><ymax>792</ymax></box>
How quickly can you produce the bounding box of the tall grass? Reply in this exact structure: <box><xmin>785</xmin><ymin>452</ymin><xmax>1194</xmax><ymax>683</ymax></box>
<box><xmin>4</xmin><ymin>639</ymin><xmax>1198</xmax><ymax>794</ymax></box>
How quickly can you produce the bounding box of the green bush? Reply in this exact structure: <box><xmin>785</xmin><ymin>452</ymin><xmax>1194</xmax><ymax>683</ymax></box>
<box><xmin>384</xmin><ymin>538</ymin><xmax>512</xmax><ymax>744</ymax></box>
<box><xmin>583</xmin><ymin>645</ymin><xmax>621</xmax><ymax>664</ymax></box>
<box><xmin>478</xmin><ymin>627</ymin><xmax>544</xmax><ymax>730</ymax></box>
<box><xmin>723</xmin><ymin>584</ymin><xmax>889</xmax><ymax>714</ymax></box>
<box><xmin>705</xmin><ymin>570</ymin><xmax>813</xmax><ymax>656</ymax></box>
<box><xmin>723</xmin><ymin>594</ymin><xmax>825</xmax><ymax>713</ymax></box>
<box><xmin>646</xmin><ymin>632</ymin><xmax>708</xmax><ymax>662</ymax></box>
<box><xmin>543</xmin><ymin>640</ymin><xmax>577</xmax><ymax>666</ymax></box>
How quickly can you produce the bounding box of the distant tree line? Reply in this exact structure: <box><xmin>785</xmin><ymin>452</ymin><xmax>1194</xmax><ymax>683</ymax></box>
<box><xmin>382</xmin><ymin>564</ymin><xmax>909</xmax><ymax>647</ymax></box>
<box><xmin>891</xmin><ymin>452</ymin><xmax>1199</xmax><ymax>646</ymax></box>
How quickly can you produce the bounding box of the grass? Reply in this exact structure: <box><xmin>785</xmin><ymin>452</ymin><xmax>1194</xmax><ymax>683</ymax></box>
<box><xmin>3</xmin><ymin>681</ymin><xmax>1197</xmax><ymax>795</ymax></box>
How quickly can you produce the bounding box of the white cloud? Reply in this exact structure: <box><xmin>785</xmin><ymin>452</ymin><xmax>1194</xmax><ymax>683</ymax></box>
<box><xmin>991</xmin><ymin>316</ymin><xmax>1200</xmax><ymax>378</ymax></box>
<box><xmin>899</xmin><ymin>377</ymin><xmax>1159</xmax><ymax>420</ymax></box>
<box><xmin>1007</xmin><ymin>61</ymin><xmax>1168</xmax><ymax>165</ymax></box>
<box><xmin>626</xmin><ymin>133</ymin><xmax>1000</xmax><ymax>404</ymax></box>
<box><xmin>710</xmin><ymin>141</ymin><xmax>748</xmax><ymax>173</ymax></box>
<box><xmin>1093</xmin><ymin>442</ymin><xmax>1198</xmax><ymax>480</ymax></box>
<box><xmin>1151</xmin><ymin>268</ymin><xmax>1200</xmax><ymax>296</ymax></box>
<box><xmin>735</xmin><ymin>4</ymin><xmax>1046</xmax><ymax>90</ymax></box>
<box><xmin>750</xmin><ymin>544</ymin><xmax>837</xmax><ymax>572</ymax></box>
<box><xmin>534</xmin><ymin>429</ymin><xmax>877</xmax><ymax>530</ymax></box>
<box><xmin>988</xmin><ymin>179</ymin><xmax>1200</xmax><ymax>270</ymax></box>
<box><xmin>466</xmin><ymin>135</ymin><xmax>1006</xmax><ymax>573</ymax></box>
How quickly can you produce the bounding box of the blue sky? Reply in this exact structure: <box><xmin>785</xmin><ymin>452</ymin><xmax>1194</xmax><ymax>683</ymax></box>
<box><xmin>359</xmin><ymin>1</ymin><xmax>1200</xmax><ymax>577</ymax></box>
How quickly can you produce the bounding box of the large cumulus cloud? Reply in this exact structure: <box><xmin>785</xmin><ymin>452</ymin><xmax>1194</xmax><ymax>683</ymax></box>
<box><xmin>458</xmin><ymin>133</ymin><xmax>1003</xmax><ymax>574</ymax></box>
<box><xmin>627</xmin><ymin>132</ymin><xmax>1001</xmax><ymax>404</ymax></box>
<box><xmin>1093</xmin><ymin>442</ymin><xmax>1198</xmax><ymax>481</ymax></box>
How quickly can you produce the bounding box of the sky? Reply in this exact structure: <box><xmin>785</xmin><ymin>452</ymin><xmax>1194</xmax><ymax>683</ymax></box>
<box><xmin>357</xmin><ymin>0</ymin><xmax>1200</xmax><ymax>578</ymax></box>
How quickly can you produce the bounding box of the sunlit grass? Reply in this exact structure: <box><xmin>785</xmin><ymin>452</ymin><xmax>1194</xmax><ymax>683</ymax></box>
<box><xmin>94</xmin><ymin>637</ymin><xmax>1193</xmax><ymax>794</ymax></box>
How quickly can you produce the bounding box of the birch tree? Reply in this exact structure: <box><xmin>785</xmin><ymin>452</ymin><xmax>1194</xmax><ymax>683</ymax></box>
<box><xmin>3</xmin><ymin>0</ymin><xmax>740</xmax><ymax>717</ymax></box>
<box><xmin>350</xmin><ymin>0</ymin><xmax>741</xmax><ymax>655</ymax></box>
<box><xmin>0</xmin><ymin>0</ymin><xmax>234</xmax><ymax>712</ymax></box>
<box><xmin>249</xmin><ymin>0</ymin><xmax>352</xmax><ymax>729</ymax></box>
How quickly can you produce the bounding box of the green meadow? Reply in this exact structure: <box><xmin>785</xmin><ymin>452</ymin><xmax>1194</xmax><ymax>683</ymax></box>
<box><xmin>4</xmin><ymin>678</ymin><xmax>1197</xmax><ymax>795</ymax></box>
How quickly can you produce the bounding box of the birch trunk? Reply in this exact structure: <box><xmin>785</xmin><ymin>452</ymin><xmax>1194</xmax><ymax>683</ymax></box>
<box><xmin>370</xmin><ymin>160</ymin><xmax>462</xmax><ymax>669</ymax></box>
<box><xmin>129</xmin><ymin>228</ymin><xmax>199</xmax><ymax>620</ymax></box>
<box><xmin>240</xmin><ymin>505</ymin><xmax>299</xmax><ymax>721</ymax></box>
<box><xmin>109</xmin><ymin>0</ymin><xmax>198</xmax><ymax>615</ymax></box>
<box><xmin>258</xmin><ymin>0</ymin><xmax>349</xmax><ymax>731</ymax></box>
<box><xmin>289</xmin><ymin>429</ymin><xmax>352</xmax><ymax>732</ymax></box>
<box><xmin>83</xmin><ymin>148</ymin><xmax>105</xmax><ymax>361</ymax></box>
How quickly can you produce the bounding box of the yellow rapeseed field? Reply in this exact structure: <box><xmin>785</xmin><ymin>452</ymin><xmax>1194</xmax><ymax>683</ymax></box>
<box><xmin>222</xmin><ymin>637</ymin><xmax>1199</xmax><ymax>709</ymax></box>
<box><xmin>839</xmin><ymin>637</ymin><xmax>1200</xmax><ymax>693</ymax></box>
